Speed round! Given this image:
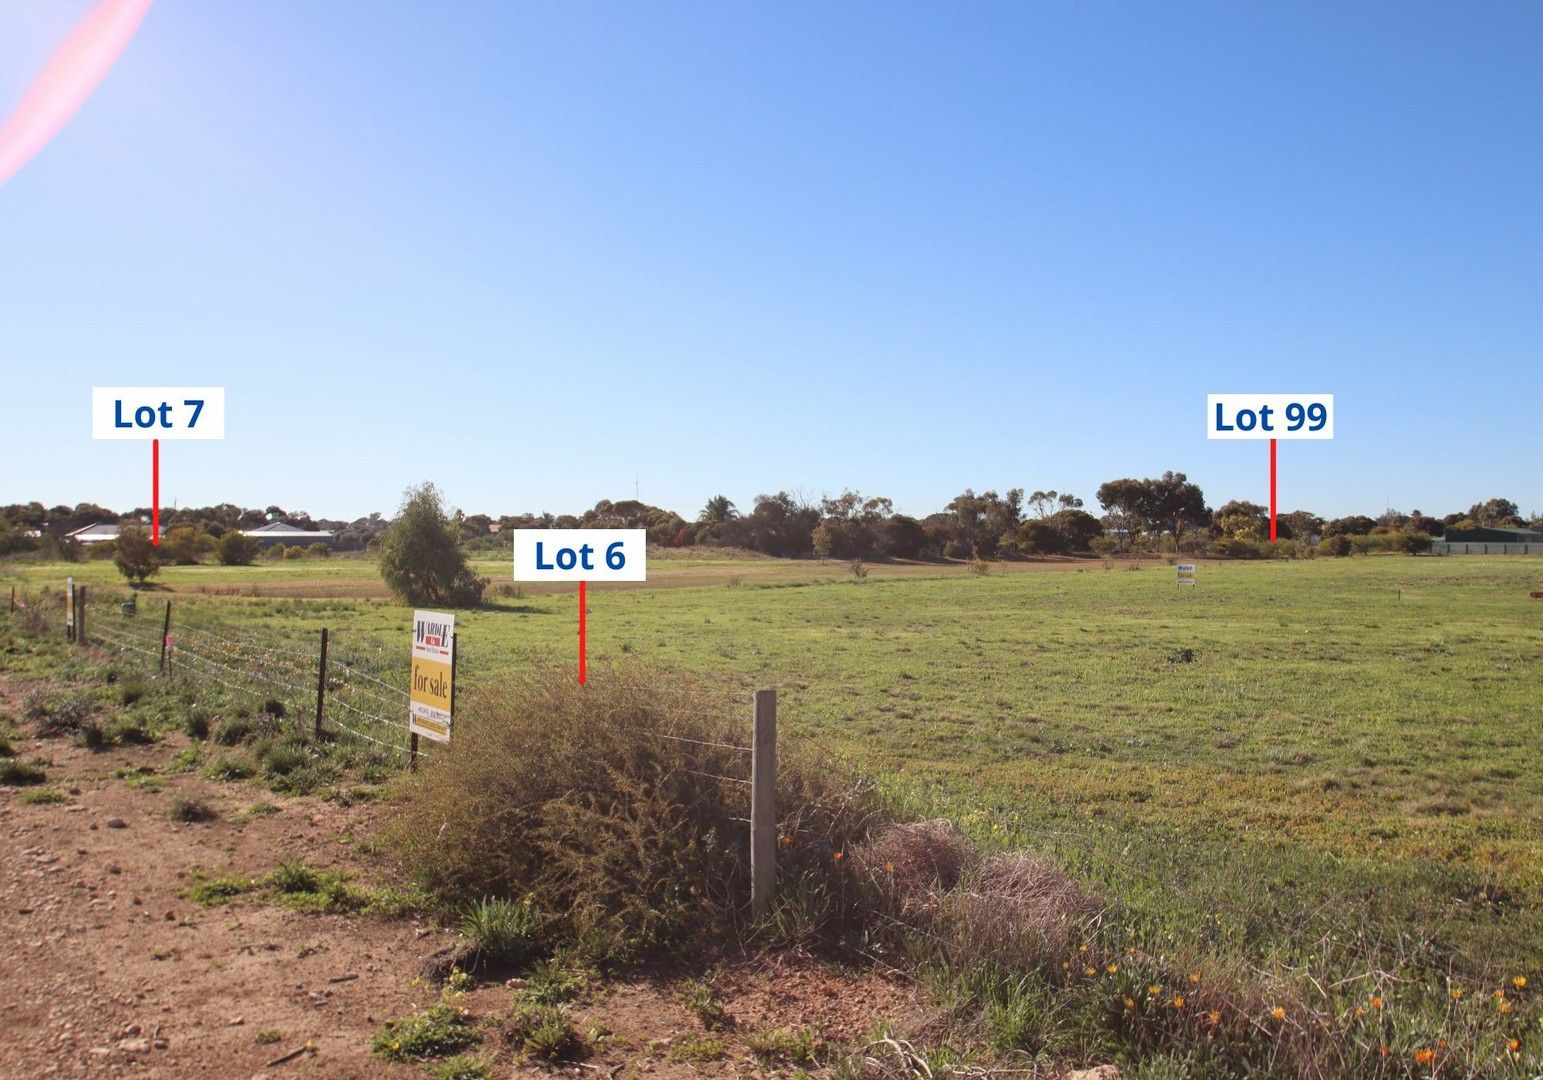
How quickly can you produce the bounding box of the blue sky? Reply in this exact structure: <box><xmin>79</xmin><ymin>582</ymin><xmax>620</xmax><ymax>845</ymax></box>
<box><xmin>2</xmin><ymin>1</ymin><xmax>1539</xmax><ymax>521</ymax></box>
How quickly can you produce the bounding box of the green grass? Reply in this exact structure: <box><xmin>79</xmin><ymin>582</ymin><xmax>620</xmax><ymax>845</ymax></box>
<box><xmin>6</xmin><ymin>553</ymin><xmax>1540</xmax><ymax>1060</ymax></box>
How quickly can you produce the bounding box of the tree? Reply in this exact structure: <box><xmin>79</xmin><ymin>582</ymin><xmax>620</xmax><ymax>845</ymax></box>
<box><xmin>879</xmin><ymin>515</ymin><xmax>927</xmax><ymax>559</ymax></box>
<box><xmin>1095</xmin><ymin>478</ymin><xmax>1145</xmax><ymax>551</ymax></box>
<box><xmin>1468</xmin><ymin>498</ymin><xmax>1520</xmax><ymax>527</ymax></box>
<box><xmin>377</xmin><ymin>482</ymin><xmax>487</xmax><ymax>608</ymax></box>
<box><xmin>811</xmin><ymin>523</ymin><xmax>834</xmax><ymax>560</ymax></box>
<box><xmin>1323</xmin><ymin>515</ymin><xmax>1376</xmax><ymax>537</ymax></box>
<box><xmin>1018</xmin><ymin>520</ymin><xmax>1066</xmax><ymax>555</ymax></box>
<box><xmin>114</xmin><ymin>526</ymin><xmax>159</xmax><ymax>586</ymax></box>
<box><xmin>217</xmin><ymin>531</ymin><xmax>260</xmax><ymax>566</ymax></box>
<box><xmin>1048</xmin><ymin>508</ymin><xmax>1103</xmax><ymax>552</ymax></box>
<box><xmin>1027</xmin><ymin>490</ymin><xmax>1059</xmax><ymax>519</ymax></box>
<box><xmin>1141</xmin><ymin>471</ymin><xmax>1208</xmax><ymax>551</ymax></box>
<box><xmin>1212</xmin><ymin>500</ymin><xmax>1268</xmax><ymax>542</ymax></box>
<box><xmin>160</xmin><ymin>524</ymin><xmax>214</xmax><ymax>565</ymax></box>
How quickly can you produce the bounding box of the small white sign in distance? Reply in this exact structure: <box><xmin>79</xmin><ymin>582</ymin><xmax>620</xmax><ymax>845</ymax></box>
<box><xmin>1176</xmin><ymin>563</ymin><xmax>1196</xmax><ymax>586</ymax></box>
<box><xmin>512</xmin><ymin>529</ymin><xmax>647</xmax><ymax>583</ymax></box>
<box><xmin>92</xmin><ymin>387</ymin><xmax>226</xmax><ymax>440</ymax></box>
<box><xmin>1206</xmin><ymin>393</ymin><xmax>1333</xmax><ymax>440</ymax></box>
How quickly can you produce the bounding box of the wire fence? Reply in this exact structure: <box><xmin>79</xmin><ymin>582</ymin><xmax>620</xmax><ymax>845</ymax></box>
<box><xmin>82</xmin><ymin>590</ymin><xmax>417</xmax><ymax>761</ymax></box>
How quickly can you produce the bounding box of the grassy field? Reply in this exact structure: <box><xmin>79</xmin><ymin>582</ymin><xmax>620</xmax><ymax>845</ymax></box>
<box><xmin>6</xmin><ymin>551</ymin><xmax>1540</xmax><ymax>999</ymax></box>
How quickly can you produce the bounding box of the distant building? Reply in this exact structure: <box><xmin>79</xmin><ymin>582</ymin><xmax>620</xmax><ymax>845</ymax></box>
<box><xmin>240</xmin><ymin>522</ymin><xmax>336</xmax><ymax>549</ymax></box>
<box><xmin>65</xmin><ymin>523</ymin><xmax>120</xmax><ymax>546</ymax></box>
<box><xmin>1431</xmin><ymin>527</ymin><xmax>1542</xmax><ymax>555</ymax></box>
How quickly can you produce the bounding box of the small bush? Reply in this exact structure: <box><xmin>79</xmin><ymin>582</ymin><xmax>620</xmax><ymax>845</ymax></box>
<box><xmin>217</xmin><ymin>531</ymin><xmax>261</xmax><ymax>566</ymax></box>
<box><xmin>204</xmin><ymin>756</ymin><xmax>256</xmax><ymax>781</ymax></box>
<box><xmin>0</xmin><ymin>758</ymin><xmax>47</xmax><ymax>786</ymax></box>
<box><xmin>18</xmin><ymin>785</ymin><xmax>69</xmax><ymax>805</ymax></box>
<box><xmin>213</xmin><ymin>716</ymin><xmax>256</xmax><ymax>745</ymax></box>
<box><xmin>968</xmin><ymin>556</ymin><xmax>990</xmax><ymax>575</ymax></box>
<box><xmin>373</xmin><ymin>1003</ymin><xmax>480</xmax><ymax>1062</ymax></box>
<box><xmin>386</xmin><ymin>667</ymin><xmax>883</xmax><ymax>960</ymax></box>
<box><xmin>428</xmin><ymin>1055</ymin><xmax>492</xmax><ymax>1080</ymax></box>
<box><xmin>508</xmin><ymin>1003</ymin><xmax>583</xmax><ymax>1061</ymax></box>
<box><xmin>261</xmin><ymin>698</ymin><xmax>287</xmax><ymax>720</ymax></box>
<box><xmin>24</xmin><ymin>689</ymin><xmax>94</xmax><ymax>736</ymax></box>
<box><xmin>184</xmin><ymin>709</ymin><xmax>211</xmax><ymax>741</ymax></box>
<box><xmin>170</xmin><ymin>797</ymin><xmax>216</xmax><ymax>823</ymax></box>
<box><xmin>460</xmin><ymin>897</ymin><xmax>544</xmax><ymax>970</ymax></box>
<box><xmin>118</xmin><ymin>675</ymin><xmax>149</xmax><ymax>706</ymax></box>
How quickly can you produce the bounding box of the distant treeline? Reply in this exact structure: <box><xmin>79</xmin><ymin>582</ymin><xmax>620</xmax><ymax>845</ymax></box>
<box><xmin>1</xmin><ymin>484</ymin><xmax>1534</xmax><ymax>563</ymax></box>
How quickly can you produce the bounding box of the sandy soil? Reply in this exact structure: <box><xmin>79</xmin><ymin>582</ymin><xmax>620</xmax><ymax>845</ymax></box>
<box><xmin>0</xmin><ymin>673</ymin><xmax>926</xmax><ymax>1078</ymax></box>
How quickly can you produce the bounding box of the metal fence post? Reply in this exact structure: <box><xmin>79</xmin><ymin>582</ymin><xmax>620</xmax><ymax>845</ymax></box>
<box><xmin>315</xmin><ymin>627</ymin><xmax>329</xmax><ymax>738</ymax></box>
<box><xmin>750</xmin><ymin>688</ymin><xmax>777</xmax><ymax>919</ymax></box>
<box><xmin>159</xmin><ymin>601</ymin><xmax>172</xmax><ymax>674</ymax></box>
<box><xmin>76</xmin><ymin>585</ymin><xmax>86</xmax><ymax>646</ymax></box>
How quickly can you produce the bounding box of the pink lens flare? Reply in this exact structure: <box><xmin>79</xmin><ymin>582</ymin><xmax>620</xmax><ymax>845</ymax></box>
<box><xmin>0</xmin><ymin>0</ymin><xmax>154</xmax><ymax>187</ymax></box>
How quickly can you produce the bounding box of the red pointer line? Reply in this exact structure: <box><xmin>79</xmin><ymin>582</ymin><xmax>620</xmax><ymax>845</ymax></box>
<box><xmin>151</xmin><ymin>438</ymin><xmax>160</xmax><ymax>546</ymax></box>
<box><xmin>1268</xmin><ymin>438</ymin><xmax>1277</xmax><ymax>544</ymax></box>
<box><xmin>578</xmin><ymin>581</ymin><xmax>587</xmax><ymax>685</ymax></box>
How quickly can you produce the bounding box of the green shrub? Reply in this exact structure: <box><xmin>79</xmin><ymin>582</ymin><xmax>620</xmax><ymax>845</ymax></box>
<box><xmin>508</xmin><ymin>1003</ymin><xmax>583</xmax><ymax>1061</ymax></box>
<box><xmin>372</xmin><ymin>1003</ymin><xmax>480</xmax><ymax>1061</ymax></box>
<box><xmin>18</xmin><ymin>785</ymin><xmax>69</xmax><ymax>805</ymax></box>
<box><xmin>428</xmin><ymin>1055</ymin><xmax>492</xmax><ymax>1080</ymax></box>
<box><xmin>460</xmin><ymin>897</ymin><xmax>544</xmax><ymax>970</ymax></box>
<box><xmin>204</xmin><ymin>756</ymin><xmax>256</xmax><ymax>781</ymax></box>
<box><xmin>0</xmin><ymin>758</ymin><xmax>47</xmax><ymax>785</ymax></box>
<box><xmin>184</xmin><ymin>708</ymin><xmax>211</xmax><ymax>740</ymax></box>
<box><xmin>217</xmin><ymin>531</ymin><xmax>260</xmax><ymax>566</ymax></box>
<box><xmin>213</xmin><ymin>716</ymin><xmax>256</xmax><ymax>746</ymax></box>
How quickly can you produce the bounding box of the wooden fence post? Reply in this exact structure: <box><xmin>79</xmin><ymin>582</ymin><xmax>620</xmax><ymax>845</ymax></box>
<box><xmin>66</xmin><ymin>579</ymin><xmax>74</xmax><ymax>642</ymax></box>
<box><xmin>76</xmin><ymin>585</ymin><xmax>86</xmax><ymax>646</ymax></box>
<box><xmin>750</xmin><ymin>688</ymin><xmax>777</xmax><ymax>919</ymax></box>
<box><xmin>159</xmin><ymin>601</ymin><xmax>173</xmax><ymax>673</ymax></box>
<box><xmin>9</xmin><ymin>585</ymin><xmax>14</xmax><ymax>613</ymax></box>
<box><xmin>314</xmin><ymin>627</ymin><xmax>329</xmax><ymax>738</ymax></box>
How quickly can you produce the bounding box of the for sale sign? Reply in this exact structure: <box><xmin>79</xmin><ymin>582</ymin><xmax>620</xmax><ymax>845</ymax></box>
<box><xmin>409</xmin><ymin>610</ymin><xmax>454</xmax><ymax>743</ymax></box>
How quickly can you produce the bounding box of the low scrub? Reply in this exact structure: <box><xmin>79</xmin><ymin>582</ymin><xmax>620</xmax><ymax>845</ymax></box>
<box><xmin>386</xmin><ymin>666</ymin><xmax>884</xmax><ymax>959</ymax></box>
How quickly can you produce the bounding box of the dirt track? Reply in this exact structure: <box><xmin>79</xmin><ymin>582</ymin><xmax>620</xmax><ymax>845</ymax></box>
<box><xmin>0</xmin><ymin>670</ymin><xmax>924</xmax><ymax>1078</ymax></box>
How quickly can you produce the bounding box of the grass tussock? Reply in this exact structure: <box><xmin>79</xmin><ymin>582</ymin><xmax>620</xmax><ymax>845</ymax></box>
<box><xmin>386</xmin><ymin>665</ymin><xmax>884</xmax><ymax>959</ymax></box>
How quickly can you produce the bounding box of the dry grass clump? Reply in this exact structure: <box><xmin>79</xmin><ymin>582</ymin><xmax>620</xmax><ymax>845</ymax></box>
<box><xmin>386</xmin><ymin>665</ymin><xmax>881</xmax><ymax>959</ymax></box>
<box><xmin>936</xmin><ymin>852</ymin><xmax>1105</xmax><ymax>974</ymax></box>
<box><xmin>851</xmin><ymin>819</ymin><xmax>977</xmax><ymax>913</ymax></box>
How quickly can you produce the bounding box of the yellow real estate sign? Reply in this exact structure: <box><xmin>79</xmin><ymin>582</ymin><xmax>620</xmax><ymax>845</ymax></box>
<box><xmin>409</xmin><ymin>609</ymin><xmax>455</xmax><ymax>743</ymax></box>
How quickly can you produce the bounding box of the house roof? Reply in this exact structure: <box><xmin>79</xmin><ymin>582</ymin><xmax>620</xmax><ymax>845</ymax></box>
<box><xmin>242</xmin><ymin>522</ymin><xmax>333</xmax><ymax>538</ymax></box>
<box><xmin>65</xmin><ymin>522</ymin><xmax>120</xmax><ymax>540</ymax></box>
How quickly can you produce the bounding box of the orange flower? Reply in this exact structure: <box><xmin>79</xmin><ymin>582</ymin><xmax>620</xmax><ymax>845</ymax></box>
<box><xmin>1514</xmin><ymin>976</ymin><xmax>1528</xmax><ymax>990</ymax></box>
<box><xmin>1106</xmin><ymin>963</ymin><xmax>1119</xmax><ymax>974</ymax></box>
<box><xmin>1188</xmin><ymin>972</ymin><xmax>1201</xmax><ymax>985</ymax></box>
<box><xmin>1508</xmin><ymin>1038</ymin><xmax>1521</xmax><ymax>1053</ymax></box>
<box><xmin>1495</xmin><ymin>989</ymin><xmax>1506</xmax><ymax>999</ymax></box>
<box><xmin>1061</xmin><ymin>961</ymin><xmax>1070</xmax><ymax>971</ymax></box>
<box><xmin>1379</xmin><ymin>1045</ymin><xmax>1390</xmax><ymax>1057</ymax></box>
<box><xmin>1124</xmin><ymin>997</ymin><xmax>1136</xmax><ymax>1010</ymax></box>
<box><xmin>884</xmin><ymin>862</ymin><xmax>895</xmax><ymax>874</ymax></box>
<box><xmin>1498</xmin><ymin>998</ymin><xmax>1513</xmax><ymax>1014</ymax></box>
<box><xmin>832</xmin><ymin>850</ymin><xmax>843</xmax><ymax>862</ymax></box>
<box><xmin>1079</xmin><ymin>944</ymin><xmax>1089</xmax><ymax>954</ymax></box>
<box><xmin>1207</xmin><ymin>1010</ymin><xmax>1221</xmax><ymax>1027</ymax></box>
<box><xmin>1148</xmin><ymin>984</ymin><xmax>1161</xmax><ymax>996</ymax></box>
<box><xmin>778</xmin><ymin>835</ymin><xmax>791</xmax><ymax>847</ymax></box>
<box><xmin>1270</xmin><ymin>1006</ymin><xmax>1286</xmax><ymax>1021</ymax></box>
<box><xmin>1449</xmin><ymin>988</ymin><xmax>1463</xmax><ymax>1001</ymax></box>
<box><xmin>1173</xmin><ymin>995</ymin><xmax>1185</xmax><ymax>1009</ymax></box>
<box><xmin>1371</xmin><ymin>996</ymin><xmax>1384</xmax><ymax>1010</ymax></box>
<box><xmin>1084</xmin><ymin>967</ymin><xmax>1096</xmax><ymax>978</ymax></box>
<box><xmin>1352</xmin><ymin>1006</ymin><xmax>1366</xmax><ymax>1019</ymax></box>
<box><xmin>1413</xmin><ymin>1048</ymin><xmax>1435</xmax><ymax>1065</ymax></box>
